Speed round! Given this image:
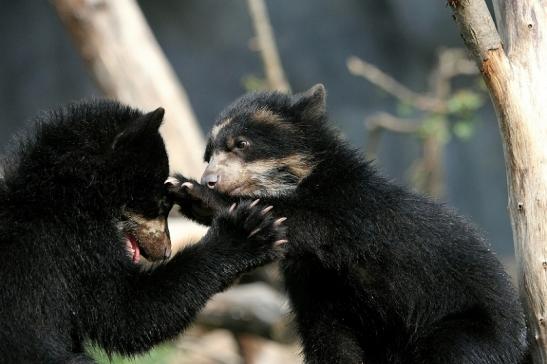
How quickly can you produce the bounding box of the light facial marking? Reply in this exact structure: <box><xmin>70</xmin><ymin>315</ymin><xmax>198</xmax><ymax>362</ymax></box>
<box><xmin>122</xmin><ymin>211</ymin><xmax>171</xmax><ymax>261</ymax></box>
<box><xmin>246</xmin><ymin>155</ymin><xmax>314</xmax><ymax>181</ymax></box>
<box><xmin>208</xmin><ymin>151</ymin><xmax>244</xmax><ymax>188</ymax></box>
<box><xmin>206</xmin><ymin>151</ymin><xmax>315</xmax><ymax>197</ymax></box>
<box><xmin>211</xmin><ymin>118</ymin><xmax>232</xmax><ymax>140</ymax></box>
<box><xmin>128</xmin><ymin>213</ymin><xmax>167</xmax><ymax>236</ymax></box>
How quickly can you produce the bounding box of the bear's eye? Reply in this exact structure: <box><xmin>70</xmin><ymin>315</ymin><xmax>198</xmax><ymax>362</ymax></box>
<box><xmin>235</xmin><ymin>140</ymin><xmax>249</xmax><ymax>150</ymax></box>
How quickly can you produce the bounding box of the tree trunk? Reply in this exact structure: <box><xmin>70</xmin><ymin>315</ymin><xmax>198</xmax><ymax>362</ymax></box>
<box><xmin>246</xmin><ymin>0</ymin><xmax>291</xmax><ymax>93</ymax></box>
<box><xmin>52</xmin><ymin>0</ymin><xmax>205</xmax><ymax>178</ymax></box>
<box><xmin>448</xmin><ymin>0</ymin><xmax>547</xmax><ymax>362</ymax></box>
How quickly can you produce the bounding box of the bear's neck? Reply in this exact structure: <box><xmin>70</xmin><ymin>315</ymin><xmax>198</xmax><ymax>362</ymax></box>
<box><xmin>300</xmin><ymin>143</ymin><xmax>371</xmax><ymax>195</ymax></box>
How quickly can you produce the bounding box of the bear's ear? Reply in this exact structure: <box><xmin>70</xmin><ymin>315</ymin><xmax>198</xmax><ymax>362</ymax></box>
<box><xmin>112</xmin><ymin>107</ymin><xmax>165</xmax><ymax>150</ymax></box>
<box><xmin>292</xmin><ymin>84</ymin><xmax>326</xmax><ymax>121</ymax></box>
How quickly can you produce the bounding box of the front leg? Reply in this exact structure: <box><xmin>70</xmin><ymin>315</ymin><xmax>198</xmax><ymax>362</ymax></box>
<box><xmin>296</xmin><ymin>310</ymin><xmax>365</xmax><ymax>364</ymax></box>
<box><xmin>165</xmin><ymin>174</ymin><xmax>234</xmax><ymax>225</ymax></box>
<box><xmin>87</xmin><ymin>201</ymin><xmax>287</xmax><ymax>356</ymax></box>
<box><xmin>286</xmin><ymin>264</ymin><xmax>366</xmax><ymax>364</ymax></box>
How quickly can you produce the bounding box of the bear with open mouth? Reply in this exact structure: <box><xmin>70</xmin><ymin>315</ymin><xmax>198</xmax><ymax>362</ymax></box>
<box><xmin>0</xmin><ymin>100</ymin><xmax>286</xmax><ymax>363</ymax></box>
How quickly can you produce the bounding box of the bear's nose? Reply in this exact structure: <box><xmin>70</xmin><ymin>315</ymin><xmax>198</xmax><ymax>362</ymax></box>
<box><xmin>201</xmin><ymin>174</ymin><xmax>219</xmax><ymax>189</ymax></box>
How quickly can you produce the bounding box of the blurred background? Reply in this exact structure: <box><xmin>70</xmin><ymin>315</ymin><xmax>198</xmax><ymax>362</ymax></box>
<box><xmin>0</xmin><ymin>0</ymin><xmax>512</xmax><ymax>363</ymax></box>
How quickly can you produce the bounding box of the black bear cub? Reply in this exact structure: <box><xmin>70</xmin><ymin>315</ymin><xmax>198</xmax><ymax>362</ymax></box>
<box><xmin>0</xmin><ymin>100</ymin><xmax>286</xmax><ymax>363</ymax></box>
<box><xmin>168</xmin><ymin>85</ymin><xmax>528</xmax><ymax>363</ymax></box>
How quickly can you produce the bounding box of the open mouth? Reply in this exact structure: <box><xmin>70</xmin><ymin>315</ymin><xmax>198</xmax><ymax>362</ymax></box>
<box><xmin>125</xmin><ymin>234</ymin><xmax>141</xmax><ymax>263</ymax></box>
<box><xmin>119</xmin><ymin>212</ymin><xmax>172</xmax><ymax>263</ymax></box>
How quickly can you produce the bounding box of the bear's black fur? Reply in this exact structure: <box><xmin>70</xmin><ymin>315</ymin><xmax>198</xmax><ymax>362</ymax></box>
<box><xmin>169</xmin><ymin>85</ymin><xmax>528</xmax><ymax>363</ymax></box>
<box><xmin>0</xmin><ymin>100</ymin><xmax>286</xmax><ymax>363</ymax></box>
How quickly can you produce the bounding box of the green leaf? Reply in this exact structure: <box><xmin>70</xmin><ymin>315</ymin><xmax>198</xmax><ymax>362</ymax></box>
<box><xmin>396</xmin><ymin>102</ymin><xmax>415</xmax><ymax>117</ymax></box>
<box><xmin>447</xmin><ymin>90</ymin><xmax>483</xmax><ymax>114</ymax></box>
<box><xmin>453</xmin><ymin>120</ymin><xmax>475</xmax><ymax>140</ymax></box>
<box><xmin>418</xmin><ymin>115</ymin><xmax>450</xmax><ymax>144</ymax></box>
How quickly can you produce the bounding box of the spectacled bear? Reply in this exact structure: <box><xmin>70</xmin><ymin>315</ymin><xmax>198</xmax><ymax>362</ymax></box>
<box><xmin>0</xmin><ymin>100</ymin><xmax>286</xmax><ymax>363</ymax></box>
<box><xmin>167</xmin><ymin>85</ymin><xmax>529</xmax><ymax>363</ymax></box>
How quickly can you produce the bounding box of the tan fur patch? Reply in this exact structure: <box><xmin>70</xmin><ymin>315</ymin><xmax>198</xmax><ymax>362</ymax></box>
<box><xmin>211</xmin><ymin>118</ymin><xmax>232</xmax><ymax>140</ymax></box>
<box><xmin>276</xmin><ymin>155</ymin><xmax>315</xmax><ymax>180</ymax></box>
<box><xmin>129</xmin><ymin>214</ymin><xmax>167</xmax><ymax>235</ymax></box>
<box><xmin>124</xmin><ymin>212</ymin><xmax>171</xmax><ymax>261</ymax></box>
<box><xmin>207</xmin><ymin>152</ymin><xmax>245</xmax><ymax>193</ymax></box>
<box><xmin>244</xmin><ymin>155</ymin><xmax>314</xmax><ymax>181</ymax></box>
<box><xmin>205</xmin><ymin>151</ymin><xmax>315</xmax><ymax>197</ymax></box>
<box><xmin>252</xmin><ymin>108</ymin><xmax>285</xmax><ymax>126</ymax></box>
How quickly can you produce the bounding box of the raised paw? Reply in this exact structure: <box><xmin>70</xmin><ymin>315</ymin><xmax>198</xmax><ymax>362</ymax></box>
<box><xmin>165</xmin><ymin>174</ymin><xmax>202</xmax><ymax>201</ymax></box>
<box><xmin>165</xmin><ymin>174</ymin><xmax>228</xmax><ymax>225</ymax></box>
<box><xmin>214</xmin><ymin>200</ymin><xmax>288</xmax><ymax>267</ymax></box>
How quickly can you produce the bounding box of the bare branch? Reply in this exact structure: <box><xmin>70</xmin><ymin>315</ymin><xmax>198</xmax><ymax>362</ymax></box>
<box><xmin>366</xmin><ymin>112</ymin><xmax>422</xmax><ymax>134</ymax></box>
<box><xmin>364</xmin><ymin>113</ymin><xmax>422</xmax><ymax>162</ymax></box>
<box><xmin>448</xmin><ymin>0</ymin><xmax>503</xmax><ymax>63</ymax></box>
<box><xmin>436</xmin><ymin>48</ymin><xmax>478</xmax><ymax>78</ymax></box>
<box><xmin>347</xmin><ymin>56</ymin><xmax>446</xmax><ymax>113</ymax></box>
<box><xmin>429</xmin><ymin>47</ymin><xmax>478</xmax><ymax>100</ymax></box>
<box><xmin>246</xmin><ymin>0</ymin><xmax>291</xmax><ymax>93</ymax></box>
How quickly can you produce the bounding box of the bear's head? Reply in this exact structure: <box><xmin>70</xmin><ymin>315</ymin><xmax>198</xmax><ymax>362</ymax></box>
<box><xmin>200</xmin><ymin>84</ymin><xmax>331</xmax><ymax>198</ymax></box>
<box><xmin>2</xmin><ymin>100</ymin><xmax>173</xmax><ymax>263</ymax></box>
